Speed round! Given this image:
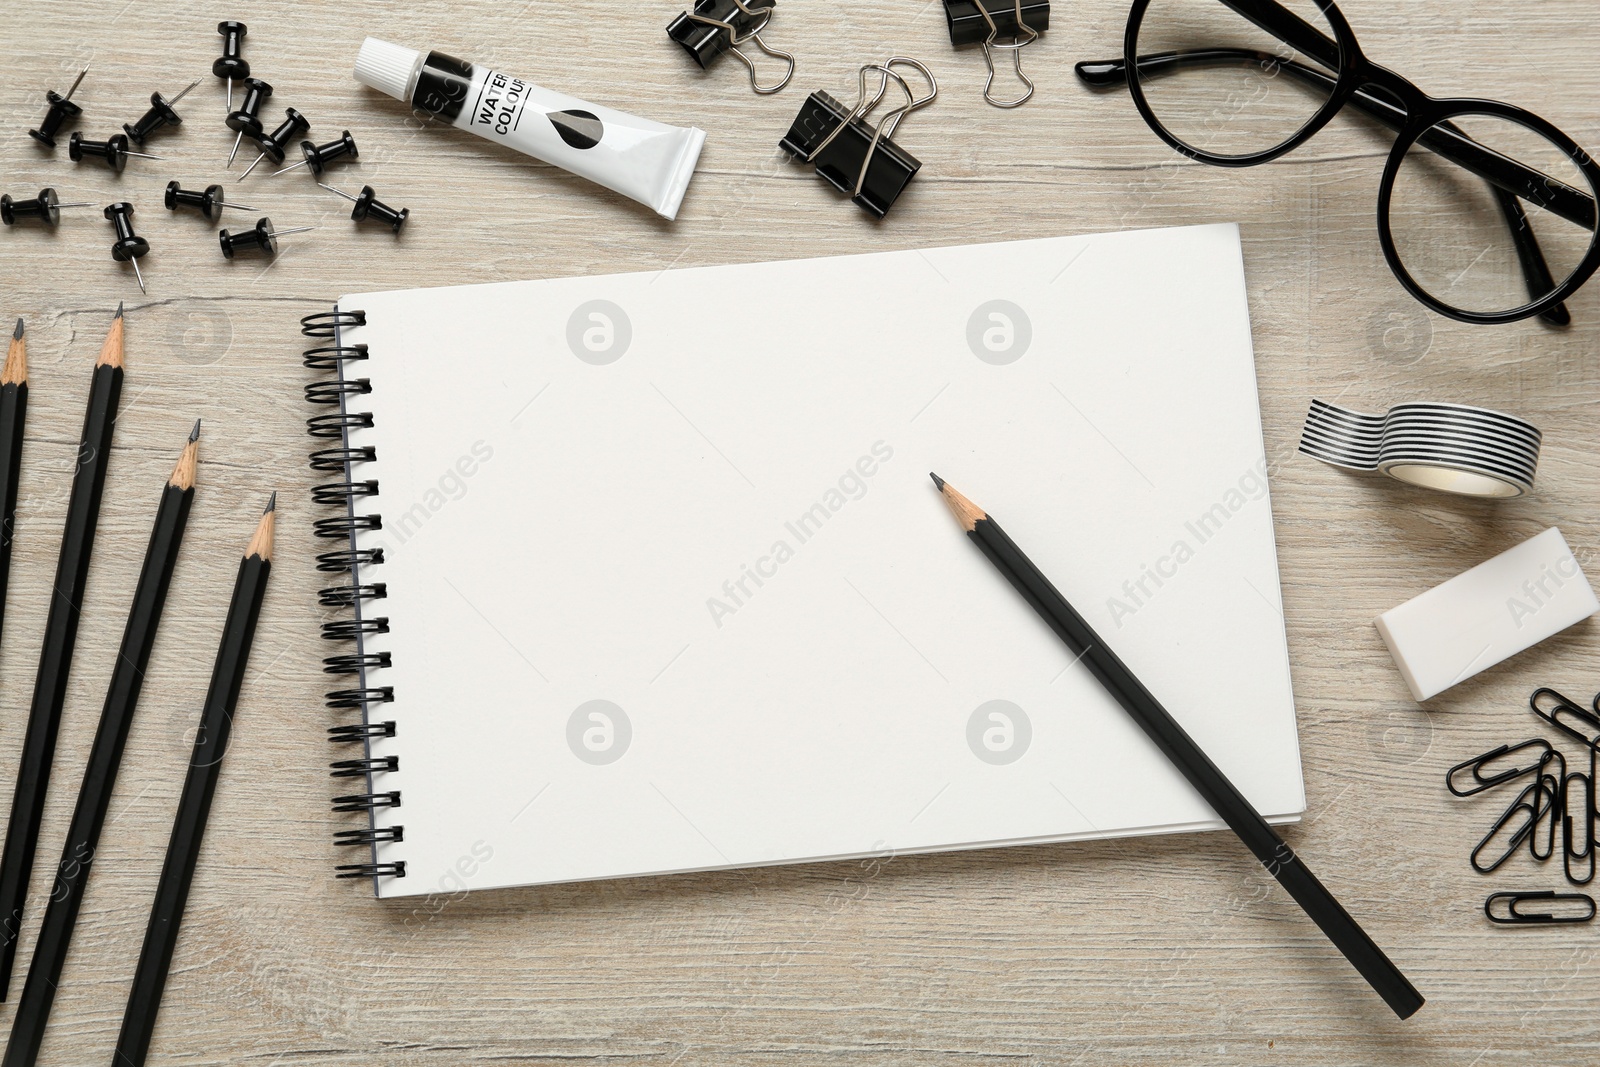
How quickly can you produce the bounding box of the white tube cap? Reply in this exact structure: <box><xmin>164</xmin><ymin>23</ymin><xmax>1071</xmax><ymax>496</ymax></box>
<box><xmin>355</xmin><ymin>37</ymin><xmax>420</xmax><ymax>102</ymax></box>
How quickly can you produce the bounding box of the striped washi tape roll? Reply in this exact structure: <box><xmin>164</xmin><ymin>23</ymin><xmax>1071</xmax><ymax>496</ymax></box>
<box><xmin>1298</xmin><ymin>399</ymin><xmax>1542</xmax><ymax>499</ymax></box>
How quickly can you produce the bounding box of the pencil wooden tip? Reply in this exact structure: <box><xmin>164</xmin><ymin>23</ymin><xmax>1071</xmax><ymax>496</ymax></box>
<box><xmin>935</xmin><ymin>477</ymin><xmax>986</xmax><ymax>533</ymax></box>
<box><xmin>3</xmin><ymin>322</ymin><xmax>24</xmax><ymax>386</ymax></box>
<box><xmin>97</xmin><ymin>307</ymin><xmax>125</xmax><ymax>369</ymax></box>
<box><xmin>170</xmin><ymin>429</ymin><xmax>200</xmax><ymax>490</ymax></box>
<box><xmin>246</xmin><ymin>497</ymin><xmax>276</xmax><ymax>561</ymax></box>
<box><xmin>190</xmin><ymin>418</ymin><xmax>202</xmax><ymax>443</ymax></box>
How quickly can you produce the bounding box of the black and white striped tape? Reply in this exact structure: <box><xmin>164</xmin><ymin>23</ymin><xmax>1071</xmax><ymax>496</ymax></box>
<box><xmin>1299</xmin><ymin>399</ymin><xmax>1542</xmax><ymax>499</ymax></box>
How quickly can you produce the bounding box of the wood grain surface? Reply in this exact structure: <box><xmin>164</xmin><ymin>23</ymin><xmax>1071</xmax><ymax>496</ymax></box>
<box><xmin>3</xmin><ymin>1</ymin><xmax>1599</xmax><ymax>1064</ymax></box>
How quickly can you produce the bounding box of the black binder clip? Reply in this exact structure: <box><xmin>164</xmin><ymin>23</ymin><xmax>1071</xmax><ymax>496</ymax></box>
<box><xmin>944</xmin><ymin>0</ymin><xmax>1048</xmax><ymax>108</ymax></box>
<box><xmin>779</xmin><ymin>58</ymin><xmax>937</xmax><ymax>219</ymax></box>
<box><xmin>668</xmin><ymin>0</ymin><xmax>795</xmax><ymax>95</ymax></box>
<box><xmin>1485</xmin><ymin>890</ymin><xmax>1596</xmax><ymax>925</ymax></box>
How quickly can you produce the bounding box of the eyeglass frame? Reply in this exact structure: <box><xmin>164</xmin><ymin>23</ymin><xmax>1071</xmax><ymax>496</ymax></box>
<box><xmin>1076</xmin><ymin>0</ymin><xmax>1600</xmax><ymax>326</ymax></box>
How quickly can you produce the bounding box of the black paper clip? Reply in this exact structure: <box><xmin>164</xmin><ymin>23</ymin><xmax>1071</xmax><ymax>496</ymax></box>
<box><xmin>944</xmin><ymin>0</ymin><xmax>1048</xmax><ymax>108</ymax></box>
<box><xmin>1529</xmin><ymin>751</ymin><xmax>1565</xmax><ymax>862</ymax></box>
<box><xmin>668</xmin><ymin>0</ymin><xmax>795</xmax><ymax>94</ymax></box>
<box><xmin>1471</xmin><ymin>778</ymin><xmax>1555</xmax><ymax>874</ymax></box>
<box><xmin>779</xmin><ymin>58</ymin><xmax>937</xmax><ymax>219</ymax></box>
<box><xmin>1485</xmin><ymin>891</ymin><xmax>1596</xmax><ymax>925</ymax></box>
<box><xmin>1563</xmin><ymin>766</ymin><xmax>1595</xmax><ymax>885</ymax></box>
<box><xmin>1530</xmin><ymin>687</ymin><xmax>1600</xmax><ymax>748</ymax></box>
<box><xmin>1445</xmin><ymin>738</ymin><xmax>1552</xmax><ymax>797</ymax></box>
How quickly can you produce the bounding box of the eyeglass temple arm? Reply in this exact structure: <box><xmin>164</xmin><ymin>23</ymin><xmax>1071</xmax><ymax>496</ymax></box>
<box><xmin>1493</xmin><ymin>184</ymin><xmax>1572</xmax><ymax>326</ymax></box>
<box><xmin>1078</xmin><ymin>52</ymin><xmax>1581</xmax><ymax>323</ymax></box>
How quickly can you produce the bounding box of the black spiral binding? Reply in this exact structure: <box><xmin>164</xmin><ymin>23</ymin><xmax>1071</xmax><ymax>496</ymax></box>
<box><xmin>302</xmin><ymin>309</ymin><xmax>406</xmax><ymax>883</ymax></box>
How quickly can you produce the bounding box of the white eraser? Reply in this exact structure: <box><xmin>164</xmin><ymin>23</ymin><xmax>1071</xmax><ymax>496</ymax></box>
<box><xmin>1376</xmin><ymin>527</ymin><xmax>1598</xmax><ymax>701</ymax></box>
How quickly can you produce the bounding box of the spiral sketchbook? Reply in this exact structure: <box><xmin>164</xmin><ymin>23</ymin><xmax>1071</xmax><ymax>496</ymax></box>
<box><xmin>304</xmin><ymin>222</ymin><xmax>1304</xmax><ymax>899</ymax></box>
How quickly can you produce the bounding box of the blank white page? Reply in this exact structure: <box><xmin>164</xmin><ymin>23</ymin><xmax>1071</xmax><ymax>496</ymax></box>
<box><xmin>336</xmin><ymin>222</ymin><xmax>1303</xmax><ymax>899</ymax></box>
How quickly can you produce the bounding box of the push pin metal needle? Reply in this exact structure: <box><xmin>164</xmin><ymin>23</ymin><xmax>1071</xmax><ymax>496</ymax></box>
<box><xmin>63</xmin><ymin>66</ymin><xmax>88</xmax><ymax>100</ymax></box>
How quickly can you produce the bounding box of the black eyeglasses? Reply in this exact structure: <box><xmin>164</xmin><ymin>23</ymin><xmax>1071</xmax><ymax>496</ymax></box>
<box><xmin>1076</xmin><ymin>0</ymin><xmax>1600</xmax><ymax>326</ymax></box>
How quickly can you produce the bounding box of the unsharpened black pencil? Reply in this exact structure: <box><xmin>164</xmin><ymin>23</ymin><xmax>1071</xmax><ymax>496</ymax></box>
<box><xmin>2</xmin><ymin>423</ymin><xmax>200</xmax><ymax>1067</ymax></box>
<box><xmin>0</xmin><ymin>304</ymin><xmax>125</xmax><ymax>999</ymax></box>
<box><xmin>930</xmin><ymin>473</ymin><xmax>1424</xmax><ymax>1020</ymax></box>
<box><xmin>115</xmin><ymin>493</ymin><xmax>275</xmax><ymax>1067</ymax></box>
<box><xmin>0</xmin><ymin>319</ymin><xmax>27</xmax><ymax>664</ymax></box>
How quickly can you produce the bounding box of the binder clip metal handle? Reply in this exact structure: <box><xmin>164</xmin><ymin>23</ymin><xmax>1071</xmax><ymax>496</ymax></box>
<box><xmin>945</xmin><ymin>0</ymin><xmax>1048</xmax><ymax>109</ymax></box>
<box><xmin>977</xmin><ymin>0</ymin><xmax>1039</xmax><ymax>108</ymax></box>
<box><xmin>669</xmin><ymin>0</ymin><xmax>795</xmax><ymax>95</ymax></box>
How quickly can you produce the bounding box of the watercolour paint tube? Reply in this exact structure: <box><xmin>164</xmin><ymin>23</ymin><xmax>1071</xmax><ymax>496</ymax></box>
<box><xmin>354</xmin><ymin>37</ymin><xmax>706</xmax><ymax>221</ymax></box>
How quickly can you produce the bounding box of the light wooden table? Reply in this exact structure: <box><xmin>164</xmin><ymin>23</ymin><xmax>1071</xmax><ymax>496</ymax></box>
<box><xmin>2</xmin><ymin>1</ymin><xmax>1598</xmax><ymax>1064</ymax></box>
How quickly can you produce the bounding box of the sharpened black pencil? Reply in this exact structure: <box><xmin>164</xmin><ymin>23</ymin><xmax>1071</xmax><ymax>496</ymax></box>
<box><xmin>115</xmin><ymin>494</ymin><xmax>275</xmax><ymax>1067</ymax></box>
<box><xmin>2</xmin><ymin>424</ymin><xmax>200</xmax><ymax>1067</ymax></box>
<box><xmin>0</xmin><ymin>304</ymin><xmax>125</xmax><ymax>999</ymax></box>
<box><xmin>0</xmin><ymin>319</ymin><xmax>27</xmax><ymax>667</ymax></box>
<box><xmin>931</xmin><ymin>473</ymin><xmax>1424</xmax><ymax>1020</ymax></box>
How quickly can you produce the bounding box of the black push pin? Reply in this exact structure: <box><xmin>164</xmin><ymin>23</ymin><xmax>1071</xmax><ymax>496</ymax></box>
<box><xmin>273</xmin><ymin>131</ymin><xmax>358</xmax><ymax>177</ymax></box>
<box><xmin>237</xmin><ymin>108</ymin><xmax>310</xmax><ymax>180</ymax></box>
<box><xmin>69</xmin><ymin>133</ymin><xmax>164</xmax><ymax>173</ymax></box>
<box><xmin>214</xmin><ymin>21</ymin><xmax>250</xmax><ymax>111</ymax></box>
<box><xmin>218</xmin><ymin>216</ymin><xmax>314</xmax><ymax>259</ymax></box>
<box><xmin>105</xmin><ymin>203</ymin><xmax>150</xmax><ymax>293</ymax></box>
<box><xmin>225</xmin><ymin>77</ymin><xmax>273</xmax><ymax>167</ymax></box>
<box><xmin>28</xmin><ymin>66</ymin><xmax>89</xmax><ymax>148</ymax></box>
<box><xmin>319</xmin><ymin>184</ymin><xmax>409</xmax><ymax>234</ymax></box>
<box><xmin>164</xmin><ymin>181</ymin><xmax>257</xmax><ymax>222</ymax></box>
<box><xmin>122</xmin><ymin>81</ymin><xmax>200</xmax><ymax>145</ymax></box>
<box><xmin>1</xmin><ymin>188</ymin><xmax>94</xmax><ymax>226</ymax></box>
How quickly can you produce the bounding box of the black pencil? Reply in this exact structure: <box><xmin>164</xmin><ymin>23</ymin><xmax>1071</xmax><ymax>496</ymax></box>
<box><xmin>0</xmin><ymin>319</ymin><xmax>27</xmax><ymax>664</ymax></box>
<box><xmin>115</xmin><ymin>493</ymin><xmax>275</xmax><ymax>1067</ymax></box>
<box><xmin>2</xmin><ymin>423</ymin><xmax>200</xmax><ymax>1067</ymax></box>
<box><xmin>0</xmin><ymin>304</ymin><xmax>125</xmax><ymax>1000</ymax></box>
<box><xmin>930</xmin><ymin>474</ymin><xmax>1424</xmax><ymax>1020</ymax></box>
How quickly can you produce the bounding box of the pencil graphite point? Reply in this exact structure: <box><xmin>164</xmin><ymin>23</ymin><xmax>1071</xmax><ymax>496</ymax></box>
<box><xmin>929</xmin><ymin>472</ymin><xmax>946</xmax><ymax>490</ymax></box>
<box><xmin>247</xmin><ymin>494</ymin><xmax>277</xmax><ymax>561</ymax></box>
<box><xmin>3</xmin><ymin>320</ymin><xmax>25</xmax><ymax>386</ymax></box>
<box><xmin>171</xmin><ymin>428</ymin><xmax>200</xmax><ymax>490</ymax></box>
<box><xmin>98</xmin><ymin>306</ymin><xmax>125</xmax><ymax>369</ymax></box>
<box><xmin>933</xmin><ymin>476</ymin><xmax>985</xmax><ymax>532</ymax></box>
